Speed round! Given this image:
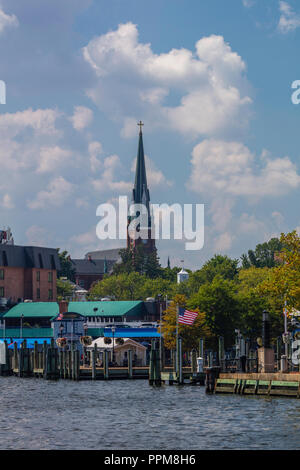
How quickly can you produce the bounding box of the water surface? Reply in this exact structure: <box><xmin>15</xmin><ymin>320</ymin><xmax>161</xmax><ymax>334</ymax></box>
<box><xmin>0</xmin><ymin>376</ymin><xmax>299</xmax><ymax>450</ymax></box>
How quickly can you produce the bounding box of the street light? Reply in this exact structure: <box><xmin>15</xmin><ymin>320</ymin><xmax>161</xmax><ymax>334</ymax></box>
<box><xmin>111</xmin><ymin>325</ymin><xmax>116</xmax><ymax>365</ymax></box>
<box><xmin>157</xmin><ymin>294</ymin><xmax>162</xmax><ymax>367</ymax></box>
<box><xmin>83</xmin><ymin>322</ymin><xmax>88</xmax><ymax>367</ymax></box>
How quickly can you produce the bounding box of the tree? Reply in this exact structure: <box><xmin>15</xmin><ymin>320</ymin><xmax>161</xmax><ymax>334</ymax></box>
<box><xmin>88</xmin><ymin>272</ymin><xmax>144</xmax><ymax>301</ymax></box>
<box><xmin>258</xmin><ymin>231</ymin><xmax>300</xmax><ymax>311</ymax></box>
<box><xmin>57</xmin><ymin>278</ymin><xmax>74</xmax><ymax>301</ymax></box>
<box><xmin>57</xmin><ymin>250</ymin><xmax>76</xmax><ymax>282</ymax></box>
<box><xmin>241</xmin><ymin>238</ymin><xmax>282</xmax><ymax>269</ymax></box>
<box><xmin>88</xmin><ymin>272</ymin><xmax>175</xmax><ymax>301</ymax></box>
<box><xmin>190</xmin><ymin>276</ymin><xmax>240</xmax><ymax>345</ymax></box>
<box><xmin>161</xmin><ymin>294</ymin><xmax>212</xmax><ymax>351</ymax></box>
<box><xmin>113</xmin><ymin>245</ymin><xmax>162</xmax><ymax>278</ymax></box>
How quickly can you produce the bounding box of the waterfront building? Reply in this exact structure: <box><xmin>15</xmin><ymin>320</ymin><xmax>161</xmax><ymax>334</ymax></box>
<box><xmin>0</xmin><ymin>299</ymin><xmax>162</xmax><ymax>340</ymax></box>
<box><xmin>88</xmin><ymin>337</ymin><xmax>147</xmax><ymax>366</ymax></box>
<box><xmin>0</xmin><ymin>244</ymin><xmax>60</xmax><ymax>303</ymax></box>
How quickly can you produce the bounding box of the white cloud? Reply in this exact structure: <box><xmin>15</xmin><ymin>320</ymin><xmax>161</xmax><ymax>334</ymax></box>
<box><xmin>27</xmin><ymin>176</ymin><xmax>74</xmax><ymax>209</ymax></box>
<box><xmin>214</xmin><ymin>232</ymin><xmax>234</xmax><ymax>252</ymax></box>
<box><xmin>88</xmin><ymin>140</ymin><xmax>103</xmax><ymax>173</ymax></box>
<box><xmin>242</xmin><ymin>0</ymin><xmax>255</xmax><ymax>7</ymax></box>
<box><xmin>189</xmin><ymin>139</ymin><xmax>300</xmax><ymax>198</ymax></box>
<box><xmin>70</xmin><ymin>106</ymin><xmax>93</xmax><ymax>130</ymax></box>
<box><xmin>0</xmin><ymin>6</ymin><xmax>18</xmax><ymax>34</ymax></box>
<box><xmin>0</xmin><ymin>108</ymin><xmax>60</xmax><ymax>139</ymax></box>
<box><xmin>92</xmin><ymin>154</ymin><xmax>131</xmax><ymax>193</ymax></box>
<box><xmin>83</xmin><ymin>23</ymin><xmax>252</xmax><ymax>138</ymax></box>
<box><xmin>37</xmin><ymin>146</ymin><xmax>72</xmax><ymax>173</ymax></box>
<box><xmin>1</xmin><ymin>193</ymin><xmax>14</xmax><ymax>209</ymax></box>
<box><xmin>278</xmin><ymin>1</ymin><xmax>300</xmax><ymax>33</ymax></box>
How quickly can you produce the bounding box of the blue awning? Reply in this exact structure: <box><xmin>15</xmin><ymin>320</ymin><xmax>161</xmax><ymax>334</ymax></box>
<box><xmin>0</xmin><ymin>338</ymin><xmax>52</xmax><ymax>349</ymax></box>
<box><xmin>104</xmin><ymin>327</ymin><xmax>160</xmax><ymax>338</ymax></box>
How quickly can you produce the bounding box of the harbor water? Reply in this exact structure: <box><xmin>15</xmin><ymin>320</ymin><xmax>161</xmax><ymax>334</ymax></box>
<box><xmin>0</xmin><ymin>376</ymin><xmax>299</xmax><ymax>450</ymax></box>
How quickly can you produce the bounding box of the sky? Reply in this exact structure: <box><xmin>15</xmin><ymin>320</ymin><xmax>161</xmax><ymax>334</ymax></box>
<box><xmin>0</xmin><ymin>0</ymin><xmax>299</xmax><ymax>269</ymax></box>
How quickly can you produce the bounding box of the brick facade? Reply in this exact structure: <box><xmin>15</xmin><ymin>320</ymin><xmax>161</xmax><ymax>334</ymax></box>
<box><xmin>0</xmin><ymin>266</ymin><xmax>57</xmax><ymax>302</ymax></box>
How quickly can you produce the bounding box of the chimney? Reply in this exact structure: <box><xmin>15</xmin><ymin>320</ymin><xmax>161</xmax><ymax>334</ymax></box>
<box><xmin>88</xmin><ymin>255</ymin><xmax>92</xmax><ymax>262</ymax></box>
<box><xmin>59</xmin><ymin>300</ymin><xmax>69</xmax><ymax>315</ymax></box>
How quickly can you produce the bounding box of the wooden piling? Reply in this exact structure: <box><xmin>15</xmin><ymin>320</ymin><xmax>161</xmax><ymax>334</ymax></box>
<box><xmin>177</xmin><ymin>338</ymin><xmax>183</xmax><ymax>385</ymax></box>
<box><xmin>218</xmin><ymin>336</ymin><xmax>225</xmax><ymax>370</ymax></box>
<box><xmin>91</xmin><ymin>344</ymin><xmax>97</xmax><ymax>380</ymax></box>
<box><xmin>13</xmin><ymin>342</ymin><xmax>18</xmax><ymax>371</ymax></box>
<box><xmin>103</xmin><ymin>350</ymin><xmax>109</xmax><ymax>379</ymax></box>
<box><xmin>149</xmin><ymin>342</ymin><xmax>155</xmax><ymax>385</ymax></box>
<box><xmin>191</xmin><ymin>349</ymin><xmax>197</xmax><ymax>374</ymax></box>
<box><xmin>154</xmin><ymin>341</ymin><xmax>161</xmax><ymax>386</ymax></box>
<box><xmin>128</xmin><ymin>349</ymin><xmax>133</xmax><ymax>379</ymax></box>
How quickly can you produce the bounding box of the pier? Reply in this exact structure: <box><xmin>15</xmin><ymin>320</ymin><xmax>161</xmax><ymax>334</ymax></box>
<box><xmin>0</xmin><ymin>338</ymin><xmax>205</xmax><ymax>383</ymax></box>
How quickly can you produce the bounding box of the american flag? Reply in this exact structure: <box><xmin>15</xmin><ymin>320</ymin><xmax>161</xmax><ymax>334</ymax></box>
<box><xmin>178</xmin><ymin>308</ymin><xmax>198</xmax><ymax>325</ymax></box>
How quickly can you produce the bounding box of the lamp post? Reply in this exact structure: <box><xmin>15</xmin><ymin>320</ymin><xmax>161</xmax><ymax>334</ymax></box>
<box><xmin>20</xmin><ymin>314</ymin><xmax>24</xmax><ymax>340</ymax></box>
<box><xmin>83</xmin><ymin>322</ymin><xmax>88</xmax><ymax>367</ymax></box>
<box><xmin>111</xmin><ymin>325</ymin><xmax>116</xmax><ymax>365</ymax></box>
<box><xmin>157</xmin><ymin>294</ymin><xmax>162</xmax><ymax>367</ymax></box>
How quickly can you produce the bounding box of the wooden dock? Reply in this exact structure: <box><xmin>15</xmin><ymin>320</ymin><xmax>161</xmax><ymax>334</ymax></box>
<box><xmin>0</xmin><ymin>339</ymin><xmax>203</xmax><ymax>383</ymax></box>
<box><xmin>215</xmin><ymin>372</ymin><xmax>300</xmax><ymax>398</ymax></box>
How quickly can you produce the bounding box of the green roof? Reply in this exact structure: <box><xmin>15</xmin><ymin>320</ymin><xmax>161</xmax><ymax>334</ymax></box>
<box><xmin>3</xmin><ymin>302</ymin><xmax>59</xmax><ymax>319</ymax></box>
<box><xmin>0</xmin><ymin>328</ymin><xmax>53</xmax><ymax>338</ymax></box>
<box><xmin>3</xmin><ymin>300</ymin><xmax>144</xmax><ymax>319</ymax></box>
<box><xmin>68</xmin><ymin>301</ymin><xmax>144</xmax><ymax>317</ymax></box>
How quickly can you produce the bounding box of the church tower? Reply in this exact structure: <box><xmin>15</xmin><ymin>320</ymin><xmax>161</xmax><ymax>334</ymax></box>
<box><xmin>127</xmin><ymin>122</ymin><xmax>156</xmax><ymax>254</ymax></box>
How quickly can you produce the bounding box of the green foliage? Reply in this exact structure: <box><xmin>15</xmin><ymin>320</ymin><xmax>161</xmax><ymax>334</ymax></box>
<box><xmin>88</xmin><ymin>272</ymin><xmax>175</xmax><ymax>301</ymax></box>
<box><xmin>57</xmin><ymin>250</ymin><xmax>76</xmax><ymax>282</ymax></box>
<box><xmin>57</xmin><ymin>278</ymin><xmax>74</xmax><ymax>301</ymax></box>
<box><xmin>189</xmin><ymin>276</ymin><xmax>240</xmax><ymax>345</ymax></box>
<box><xmin>161</xmin><ymin>295</ymin><xmax>212</xmax><ymax>351</ymax></box>
<box><xmin>112</xmin><ymin>245</ymin><xmax>162</xmax><ymax>278</ymax></box>
<box><xmin>241</xmin><ymin>238</ymin><xmax>282</xmax><ymax>269</ymax></box>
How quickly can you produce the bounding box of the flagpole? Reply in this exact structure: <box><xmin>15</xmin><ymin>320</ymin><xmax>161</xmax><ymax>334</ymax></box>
<box><xmin>176</xmin><ymin>304</ymin><xmax>179</xmax><ymax>375</ymax></box>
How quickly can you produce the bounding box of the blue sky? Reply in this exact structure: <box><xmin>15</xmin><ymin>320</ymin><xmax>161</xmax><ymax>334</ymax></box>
<box><xmin>0</xmin><ymin>0</ymin><xmax>299</xmax><ymax>269</ymax></box>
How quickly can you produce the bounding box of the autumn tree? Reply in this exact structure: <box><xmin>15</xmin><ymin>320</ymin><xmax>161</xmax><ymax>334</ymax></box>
<box><xmin>259</xmin><ymin>231</ymin><xmax>300</xmax><ymax>312</ymax></box>
<box><xmin>161</xmin><ymin>294</ymin><xmax>212</xmax><ymax>351</ymax></box>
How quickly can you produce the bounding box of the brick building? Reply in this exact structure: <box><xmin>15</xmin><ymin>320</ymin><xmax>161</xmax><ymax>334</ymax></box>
<box><xmin>71</xmin><ymin>255</ymin><xmax>117</xmax><ymax>291</ymax></box>
<box><xmin>0</xmin><ymin>245</ymin><xmax>60</xmax><ymax>303</ymax></box>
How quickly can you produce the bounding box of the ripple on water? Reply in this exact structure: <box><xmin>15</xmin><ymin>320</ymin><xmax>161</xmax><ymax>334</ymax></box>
<box><xmin>1</xmin><ymin>376</ymin><xmax>300</xmax><ymax>449</ymax></box>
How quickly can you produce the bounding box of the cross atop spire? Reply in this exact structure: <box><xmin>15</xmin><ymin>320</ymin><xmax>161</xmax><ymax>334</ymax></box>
<box><xmin>137</xmin><ymin>120</ymin><xmax>144</xmax><ymax>135</ymax></box>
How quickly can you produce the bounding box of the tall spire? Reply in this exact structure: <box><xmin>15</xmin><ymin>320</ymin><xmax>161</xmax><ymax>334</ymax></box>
<box><xmin>133</xmin><ymin>121</ymin><xmax>149</xmax><ymax>205</ymax></box>
<box><xmin>127</xmin><ymin>121</ymin><xmax>155</xmax><ymax>254</ymax></box>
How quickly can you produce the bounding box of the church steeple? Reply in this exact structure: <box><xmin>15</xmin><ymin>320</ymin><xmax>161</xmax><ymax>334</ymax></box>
<box><xmin>132</xmin><ymin>121</ymin><xmax>150</xmax><ymax>208</ymax></box>
<box><xmin>127</xmin><ymin>122</ymin><xmax>155</xmax><ymax>254</ymax></box>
